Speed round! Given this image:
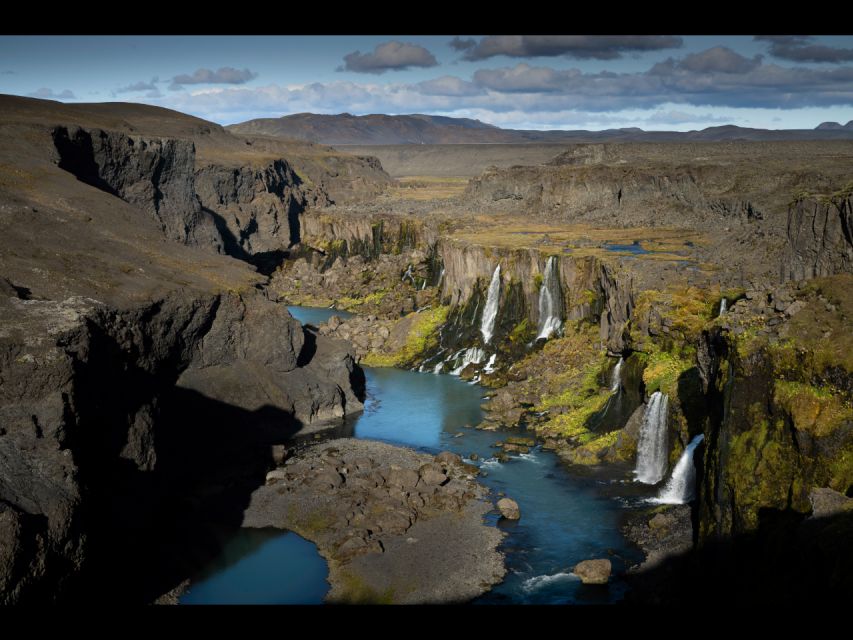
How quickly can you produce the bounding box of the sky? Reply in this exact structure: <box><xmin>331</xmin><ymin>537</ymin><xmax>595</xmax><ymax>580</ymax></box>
<box><xmin>2</xmin><ymin>35</ymin><xmax>853</xmax><ymax>130</ymax></box>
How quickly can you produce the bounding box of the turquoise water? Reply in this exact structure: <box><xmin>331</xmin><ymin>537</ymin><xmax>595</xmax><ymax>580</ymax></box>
<box><xmin>179</xmin><ymin>529</ymin><xmax>328</xmax><ymax>605</ymax></box>
<box><xmin>604</xmin><ymin>242</ymin><xmax>649</xmax><ymax>255</ymax></box>
<box><xmin>182</xmin><ymin>305</ymin><xmax>644</xmax><ymax>605</ymax></box>
<box><xmin>287</xmin><ymin>306</ymin><xmax>353</xmax><ymax>326</ymax></box>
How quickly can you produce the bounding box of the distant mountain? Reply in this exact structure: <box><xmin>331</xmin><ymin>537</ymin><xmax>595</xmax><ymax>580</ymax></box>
<box><xmin>228</xmin><ymin>113</ymin><xmax>853</xmax><ymax>145</ymax></box>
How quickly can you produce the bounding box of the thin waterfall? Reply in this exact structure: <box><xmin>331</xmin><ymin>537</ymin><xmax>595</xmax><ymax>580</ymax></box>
<box><xmin>483</xmin><ymin>353</ymin><xmax>497</xmax><ymax>374</ymax></box>
<box><xmin>536</xmin><ymin>256</ymin><xmax>563</xmax><ymax>340</ymax></box>
<box><xmin>480</xmin><ymin>264</ymin><xmax>501</xmax><ymax>344</ymax></box>
<box><xmin>451</xmin><ymin>347</ymin><xmax>485</xmax><ymax>376</ymax></box>
<box><xmin>610</xmin><ymin>357</ymin><xmax>624</xmax><ymax>393</ymax></box>
<box><xmin>634</xmin><ymin>391</ymin><xmax>669</xmax><ymax>484</ymax></box>
<box><xmin>653</xmin><ymin>434</ymin><xmax>705</xmax><ymax>504</ymax></box>
<box><xmin>719</xmin><ymin>297</ymin><xmax>727</xmax><ymax>315</ymax></box>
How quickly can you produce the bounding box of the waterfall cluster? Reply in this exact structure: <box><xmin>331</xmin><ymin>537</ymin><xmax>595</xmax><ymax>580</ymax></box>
<box><xmin>653</xmin><ymin>434</ymin><xmax>705</xmax><ymax>504</ymax></box>
<box><xmin>450</xmin><ymin>347</ymin><xmax>485</xmax><ymax>376</ymax></box>
<box><xmin>480</xmin><ymin>264</ymin><xmax>501</xmax><ymax>344</ymax></box>
<box><xmin>536</xmin><ymin>256</ymin><xmax>563</xmax><ymax>340</ymax></box>
<box><xmin>610</xmin><ymin>357</ymin><xmax>624</xmax><ymax>393</ymax></box>
<box><xmin>634</xmin><ymin>391</ymin><xmax>669</xmax><ymax>485</ymax></box>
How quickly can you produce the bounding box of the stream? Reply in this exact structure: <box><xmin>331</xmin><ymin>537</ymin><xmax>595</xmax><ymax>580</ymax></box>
<box><xmin>180</xmin><ymin>306</ymin><xmax>645</xmax><ymax>605</ymax></box>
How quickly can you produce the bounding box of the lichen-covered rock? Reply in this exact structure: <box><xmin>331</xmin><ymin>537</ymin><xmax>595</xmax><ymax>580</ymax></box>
<box><xmin>497</xmin><ymin>497</ymin><xmax>521</xmax><ymax>520</ymax></box>
<box><xmin>573</xmin><ymin>559</ymin><xmax>611</xmax><ymax>585</ymax></box>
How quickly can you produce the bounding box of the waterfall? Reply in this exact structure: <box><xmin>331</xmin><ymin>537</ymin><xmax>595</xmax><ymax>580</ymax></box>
<box><xmin>610</xmin><ymin>357</ymin><xmax>623</xmax><ymax>393</ymax></box>
<box><xmin>719</xmin><ymin>297</ymin><xmax>727</xmax><ymax>315</ymax></box>
<box><xmin>480</xmin><ymin>264</ymin><xmax>501</xmax><ymax>344</ymax></box>
<box><xmin>536</xmin><ymin>256</ymin><xmax>563</xmax><ymax>340</ymax></box>
<box><xmin>483</xmin><ymin>353</ymin><xmax>497</xmax><ymax>374</ymax></box>
<box><xmin>402</xmin><ymin>264</ymin><xmax>415</xmax><ymax>285</ymax></box>
<box><xmin>653</xmin><ymin>434</ymin><xmax>705</xmax><ymax>504</ymax></box>
<box><xmin>634</xmin><ymin>392</ymin><xmax>669</xmax><ymax>485</ymax></box>
<box><xmin>451</xmin><ymin>347</ymin><xmax>485</xmax><ymax>376</ymax></box>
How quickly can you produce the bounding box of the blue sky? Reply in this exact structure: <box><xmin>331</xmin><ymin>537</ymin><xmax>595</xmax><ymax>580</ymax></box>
<box><xmin>2</xmin><ymin>35</ymin><xmax>853</xmax><ymax>130</ymax></box>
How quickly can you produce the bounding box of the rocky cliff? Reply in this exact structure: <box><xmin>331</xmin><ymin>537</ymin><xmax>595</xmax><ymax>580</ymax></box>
<box><xmin>0</xmin><ymin>95</ymin><xmax>368</xmax><ymax>604</ymax></box>
<box><xmin>783</xmin><ymin>193</ymin><xmax>853</xmax><ymax>281</ymax></box>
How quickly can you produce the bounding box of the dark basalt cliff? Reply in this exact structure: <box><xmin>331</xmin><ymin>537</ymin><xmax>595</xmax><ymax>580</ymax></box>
<box><xmin>783</xmin><ymin>193</ymin><xmax>853</xmax><ymax>281</ymax></box>
<box><xmin>0</xmin><ymin>95</ymin><xmax>374</xmax><ymax>604</ymax></box>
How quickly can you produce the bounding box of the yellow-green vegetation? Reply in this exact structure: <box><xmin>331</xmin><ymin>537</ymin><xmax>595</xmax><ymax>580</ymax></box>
<box><xmin>642</xmin><ymin>348</ymin><xmax>695</xmax><ymax>396</ymax></box>
<box><xmin>565</xmin><ymin>430</ymin><xmax>621</xmax><ymax>466</ymax></box>
<box><xmin>388</xmin><ymin>176</ymin><xmax>469</xmax><ymax>201</ymax></box>
<box><xmin>334</xmin><ymin>570</ymin><xmax>395</xmax><ymax>604</ymax></box>
<box><xmin>774</xmin><ymin>381</ymin><xmax>853</xmax><ymax>438</ymax></box>
<box><xmin>362</xmin><ymin>305</ymin><xmax>450</xmax><ymax>367</ymax></box>
<box><xmin>534</xmin><ymin>342</ymin><xmax>612</xmax><ymax>442</ymax></box>
<box><xmin>725</xmin><ymin>407</ymin><xmax>804</xmax><ymax>530</ymax></box>
<box><xmin>508</xmin><ymin>318</ymin><xmax>535</xmax><ymax>344</ymax></box>
<box><xmin>631</xmin><ymin>285</ymin><xmax>719</xmax><ymax>348</ymax></box>
<box><xmin>337</xmin><ymin>290</ymin><xmax>388</xmax><ymax>310</ymax></box>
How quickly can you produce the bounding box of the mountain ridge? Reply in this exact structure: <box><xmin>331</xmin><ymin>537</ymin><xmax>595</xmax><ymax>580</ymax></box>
<box><xmin>227</xmin><ymin>112</ymin><xmax>853</xmax><ymax>145</ymax></box>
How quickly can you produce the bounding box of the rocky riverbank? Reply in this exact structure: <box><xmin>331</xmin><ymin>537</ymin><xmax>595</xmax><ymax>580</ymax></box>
<box><xmin>241</xmin><ymin>439</ymin><xmax>506</xmax><ymax>604</ymax></box>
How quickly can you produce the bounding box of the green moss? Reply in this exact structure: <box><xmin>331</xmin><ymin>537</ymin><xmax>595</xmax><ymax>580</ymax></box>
<box><xmin>726</xmin><ymin>412</ymin><xmax>800</xmax><ymax>530</ymax></box>
<box><xmin>362</xmin><ymin>305</ymin><xmax>450</xmax><ymax>368</ymax></box>
<box><xmin>533</xmin><ymin>273</ymin><xmax>544</xmax><ymax>289</ymax></box>
<box><xmin>774</xmin><ymin>381</ymin><xmax>853</xmax><ymax>438</ymax></box>
<box><xmin>337</xmin><ymin>290</ymin><xmax>388</xmax><ymax>310</ymax></box>
<box><xmin>335</xmin><ymin>571</ymin><xmax>395</xmax><ymax>605</ymax></box>
<box><xmin>642</xmin><ymin>349</ymin><xmax>693</xmax><ymax>396</ymax></box>
<box><xmin>579</xmin><ymin>289</ymin><xmax>597</xmax><ymax>305</ymax></box>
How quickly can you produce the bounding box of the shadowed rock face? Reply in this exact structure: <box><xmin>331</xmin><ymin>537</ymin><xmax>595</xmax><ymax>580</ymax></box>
<box><xmin>194</xmin><ymin>159</ymin><xmax>306</xmax><ymax>255</ymax></box>
<box><xmin>52</xmin><ymin>125</ymin><xmax>223</xmax><ymax>251</ymax></box>
<box><xmin>0</xmin><ymin>95</ymin><xmax>371</xmax><ymax>604</ymax></box>
<box><xmin>783</xmin><ymin>195</ymin><xmax>853</xmax><ymax>281</ymax></box>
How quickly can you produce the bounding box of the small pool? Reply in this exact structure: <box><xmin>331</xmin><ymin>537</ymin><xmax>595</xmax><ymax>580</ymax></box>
<box><xmin>287</xmin><ymin>306</ymin><xmax>354</xmax><ymax>326</ymax></box>
<box><xmin>180</xmin><ymin>529</ymin><xmax>328</xmax><ymax>605</ymax></box>
<box><xmin>603</xmin><ymin>242</ymin><xmax>649</xmax><ymax>255</ymax></box>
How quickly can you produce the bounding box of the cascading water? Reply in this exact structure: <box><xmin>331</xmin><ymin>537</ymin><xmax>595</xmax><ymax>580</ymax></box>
<box><xmin>610</xmin><ymin>357</ymin><xmax>623</xmax><ymax>393</ymax></box>
<box><xmin>483</xmin><ymin>353</ymin><xmax>497</xmax><ymax>374</ymax></box>
<box><xmin>451</xmin><ymin>347</ymin><xmax>485</xmax><ymax>376</ymax></box>
<box><xmin>652</xmin><ymin>434</ymin><xmax>705</xmax><ymax>504</ymax></box>
<box><xmin>719</xmin><ymin>297</ymin><xmax>727</xmax><ymax>316</ymax></box>
<box><xmin>634</xmin><ymin>391</ymin><xmax>669</xmax><ymax>485</ymax></box>
<box><xmin>480</xmin><ymin>264</ymin><xmax>501</xmax><ymax>344</ymax></box>
<box><xmin>536</xmin><ymin>256</ymin><xmax>563</xmax><ymax>340</ymax></box>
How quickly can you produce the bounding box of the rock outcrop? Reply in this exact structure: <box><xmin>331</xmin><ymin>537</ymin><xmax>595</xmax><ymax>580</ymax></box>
<box><xmin>243</xmin><ymin>439</ymin><xmax>505</xmax><ymax>604</ymax></box>
<box><xmin>782</xmin><ymin>194</ymin><xmax>853</xmax><ymax>281</ymax></box>
<box><xmin>0</xmin><ymin>95</ymin><xmax>369</xmax><ymax>604</ymax></box>
<box><xmin>52</xmin><ymin>125</ymin><xmax>222</xmax><ymax>250</ymax></box>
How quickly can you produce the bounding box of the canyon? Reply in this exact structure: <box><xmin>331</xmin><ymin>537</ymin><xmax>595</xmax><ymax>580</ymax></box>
<box><xmin>1</xmin><ymin>94</ymin><xmax>852</xmax><ymax>604</ymax></box>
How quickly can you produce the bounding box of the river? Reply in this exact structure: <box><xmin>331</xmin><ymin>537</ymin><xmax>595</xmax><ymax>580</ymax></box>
<box><xmin>179</xmin><ymin>306</ymin><xmax>644</xmax><ymax>605</ymax></box>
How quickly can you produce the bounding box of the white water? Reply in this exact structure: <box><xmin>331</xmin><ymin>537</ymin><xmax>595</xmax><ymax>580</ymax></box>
<box><xmin>402</xmin><ymin>264</ymin><xmax>415</xmax><ymax>284</ymax></box>
<box><xmin>634</xmin><ymin>392</ymin><xmax>669</xmax><ymax>485</ymax></box>
<box><xmin>451</xmin><ymin>347</ymin><xmax>485</xmax><ymax>376</ymax></box>
<box><xmin>652</xmin><ymin>434</ymin><xmax>705</xmax><ymax>504</ymax></box>
<box><xmin>536</xmin><ymin>256</ymin><xmax>562</xmax><ymax>340</ymax></box>
<box><xmin>483</xmin><ymin>353</ymin><xmax>497</xmax><ymax>374</ymax></box>
<box><xmin>480</xmin><ymin>264</ymin><xmax>501</xmax><ymax>344</ymax></box>
<box><xmin>719</xmin><ymin>298</ymin><xmax>727</xmax><ymax>315</ymax></box>
<box><xmin>521</xmin><ymin>572</ymin><xmax>579</xmax><ymax>594</ymax></box>
<box><xmin>610</xmin><ymin>357</ymin><xmax>624</xmax><ymax>393</ymax></box>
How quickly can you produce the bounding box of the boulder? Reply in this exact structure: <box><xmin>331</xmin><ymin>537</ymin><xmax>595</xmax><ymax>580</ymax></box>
<box><xmin>386</xmin><ymin>467</ymin><xmax>419</xmax><ymax>490</ymax></box>
<box><xmin>435</xmin><ymin>451</ymin><xmax>464</xmax><ymax>467</ymax></box>
<box><xmin>418</xmin><ymin>463</ymin><xmax>448</xmax><ymax>487</ymax></box>
<box><xmin>573</xmin><ymin>559</ymin><xmax>611</xmax><ymax>585</ymax></box>
<box><xmin>497</xmin><ymin>497</ymin><xmax>521</xmax><ymax>520</ymax></box>
<box><xmin>809</xmin><ymin>487</ymin><xmax>853</xmax><ymax>519</ymax></box>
